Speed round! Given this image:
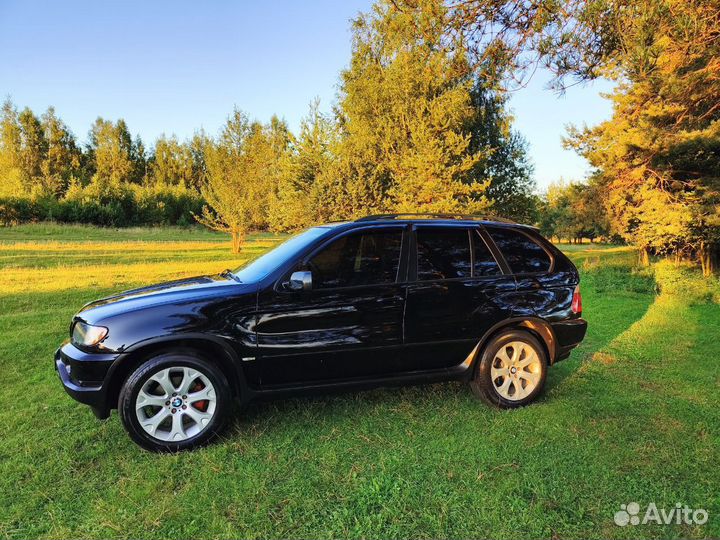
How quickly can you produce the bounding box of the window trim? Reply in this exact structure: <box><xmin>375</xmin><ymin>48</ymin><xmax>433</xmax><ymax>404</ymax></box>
<box><xmin>482</xmin><ymin>225</ymin><xmax>555</xmax><ymax>276</ymax></box>
<box><xmin>471</xmin><ymin>228</ymin><xmax>507</xmax><ymax>278</ymax></box>
<box><xmin>292</xmin><ymin>224</ymin><xmax>409</xmax><ymax>291</ymax></box>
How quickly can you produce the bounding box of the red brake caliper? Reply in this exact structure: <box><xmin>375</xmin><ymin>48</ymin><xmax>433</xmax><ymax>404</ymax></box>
<box><xmin>190</xmin><ymin>381</ymin><xmax>209</xmax><ymax>412</ymax></box>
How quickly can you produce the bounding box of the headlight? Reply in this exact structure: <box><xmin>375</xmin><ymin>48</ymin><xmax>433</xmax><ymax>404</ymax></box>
<box><xmin>72</xmin><ymin>321</ymin><xmax>109</xmax><ymax>348</ymax></box>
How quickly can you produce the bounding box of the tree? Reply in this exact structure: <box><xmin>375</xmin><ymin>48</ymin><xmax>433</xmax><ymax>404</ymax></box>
<box><xmin>563</xmin><ymin>0</ymin><xmax>720</xmax><ymax>273</ymax></box>
<box><xmin>88</xmin><ymin>118</ymin><xmax>135</xmax><ymax>186</ymax></box>
<box><xmin>131</xmin><ymin>135</ymin><xmax>147</xmax><ymax>184</ymax></box>
<box><xmin>150</xmin><ymin>135</ymin><xmax>195</xmax><ymax>187</ymax></box>
<box><xmin>17</xmin><ymin>107</ymin><xmax>47</xmax><ymax>193</ymax></box>
<box><xmin>0</xmin><ymin>99</ymin><xmax>24</xmax><ymax>196</ymax></box>
<box><xmin>188</xmin><ymin>130</ymin><xmax>211</xmax><ymax>191</ymax></box>
<box><xmin>467</xmin><ymin>81</ymin><xmax>536</xmax><ymax>222</ymax></box>
<box><xmin>426</xmin><ymin>0</ymin><xmax>720</xmax><ymax>273</ymax></box>
<box><xmin>331</xmin><ymin>0</ymin><xmax>490</xmax><ymax>218</ymax></box>
<box><xmin>40</xmin><ymin>107</ymin><xmax>81</xmax><ymax>195</ymax></box>
<box><xmin>389</xmin><ymin>0</ymin><xmax>599</xmax><ymax>91</ymax></box>
<box><xmin>88</xmin><ymin>118</ymin><xmax>146</xmax><ymax>186</ymax></box>
<box><xmin>267</xmin><ymin>100</ymin><xmax>338</xmax><ymax>231</ymax></box>
<box><xmin>539</xmin><ymin>178</ymin><xmax>609</xmax><ymax>243</ymax></box>
<box><xmin>197</xmin><ymin>109</ymin><xmax>291</xmax><ymax>252</ymax></box>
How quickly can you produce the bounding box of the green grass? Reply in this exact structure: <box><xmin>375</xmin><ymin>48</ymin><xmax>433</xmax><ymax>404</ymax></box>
<box><xmin>0</xmin><ymin>222</ymin><xmax>232</xmax><ymax>242</ymax></box>
<box><xmin>0</xmin><ymin>224</ymin><xmax>717</xmax><ymax>539</ymax></box>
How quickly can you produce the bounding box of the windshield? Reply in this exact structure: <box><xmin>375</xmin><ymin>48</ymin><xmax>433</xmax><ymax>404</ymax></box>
<box><xmin>232</xmin><ymin>227</ymin><xmax>331</xmax><ymax>283</ymax></box>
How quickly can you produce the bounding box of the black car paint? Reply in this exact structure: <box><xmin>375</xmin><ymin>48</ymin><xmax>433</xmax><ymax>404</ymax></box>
<box><xmin>55</xmin><ymin>219</ymin><xmax>587</xmax><ymax>419</ymax></box>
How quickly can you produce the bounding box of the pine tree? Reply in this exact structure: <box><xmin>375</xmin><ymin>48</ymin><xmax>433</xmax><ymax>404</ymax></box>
<box><xmin>564</xmin><ymin>0</ymin><xmax>720</xmax><ymax>273</ymax></box>
<box><xmin>267</xmin><ymin>99</ymin><xmax>337</xmax><ymax>231</ymax></box>
<box><xmin>467</xmin><ymin>82</ymin><xmax>536</xmax><ymax>222</ymax></box>
<box><xmin>333</xmin><ymin>0</ymin><xmax>490</xmax><ymax>217</ymax></box>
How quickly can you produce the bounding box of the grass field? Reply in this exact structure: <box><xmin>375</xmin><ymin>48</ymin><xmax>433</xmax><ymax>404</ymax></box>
<box><xmin>0</xmin><ymin>224</ymin><xmax>718</xmax><ymax>539</ymax></box>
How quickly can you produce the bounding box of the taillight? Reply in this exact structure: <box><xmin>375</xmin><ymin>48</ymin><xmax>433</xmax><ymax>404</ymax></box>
<box><xmin>571</xmin><ymin>285</ymin><xmax>582</xmax><ymax>315</ymax></box>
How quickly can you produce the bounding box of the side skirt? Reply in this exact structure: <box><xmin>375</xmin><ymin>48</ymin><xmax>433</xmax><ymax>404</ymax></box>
<box><xmin>249</xmin><ymin>363</ymin><xmax>473</xmax><ymax>401</ymax></box>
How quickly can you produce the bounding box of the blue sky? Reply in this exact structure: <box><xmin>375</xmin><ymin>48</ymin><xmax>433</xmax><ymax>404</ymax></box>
<box><xmin>0</xmin><ymin>0</ymin><xmax>614</xmax><ymax>191</ymax></box>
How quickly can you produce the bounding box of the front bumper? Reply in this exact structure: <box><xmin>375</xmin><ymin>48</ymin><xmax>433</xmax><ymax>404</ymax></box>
<box><xmin>54</xmin><ymin>343</ymin><xmax>120</xmax><ymax>419</ymax></box>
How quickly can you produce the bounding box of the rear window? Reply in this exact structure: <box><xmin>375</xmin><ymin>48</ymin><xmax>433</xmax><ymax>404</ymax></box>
<box><xmin>417</xmin><ymin>228</ymin><xmax>471</xmax><ymax>280</ymax></box>
<box><xmin>487</xmin><ymin>227</ymin><xmax>552</xmax><ymax>274</ymax></box>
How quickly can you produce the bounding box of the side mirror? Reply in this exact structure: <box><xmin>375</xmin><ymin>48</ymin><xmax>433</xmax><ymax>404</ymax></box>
<box><xmin>288</xmin><ymin>270</ymin><xmax>312</xmax><ymax>291</ymax></box>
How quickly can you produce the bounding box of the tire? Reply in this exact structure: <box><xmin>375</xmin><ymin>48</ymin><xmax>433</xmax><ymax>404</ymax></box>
<box><xmin>118</xmin><ymin>350</ymin><xmax>232</xmax><ymax>452</ymax></box>
<box><xmin>470</xmin><ymin>330</ymin><xmax>548</xmax><ymax>409</ymax></box>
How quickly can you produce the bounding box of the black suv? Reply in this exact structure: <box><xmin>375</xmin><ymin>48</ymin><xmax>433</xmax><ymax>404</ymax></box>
<box><xmin>55</xmin><ymin>215</ymin><xmax>587</xmax><ymax>451</ymax></box>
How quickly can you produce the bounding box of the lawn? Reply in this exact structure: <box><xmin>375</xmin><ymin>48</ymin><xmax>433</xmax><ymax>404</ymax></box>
<box><xmin>0</xmin><ymin>224</ymin><xmax>717</xmax><ymax>539</ymax></box>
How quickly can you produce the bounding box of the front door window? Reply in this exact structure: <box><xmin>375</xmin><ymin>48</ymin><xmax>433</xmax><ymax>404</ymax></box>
<box><xmin>309</xmin><ymin>230</ymin><xmax>403</xmax><ymax>288</ymax></box>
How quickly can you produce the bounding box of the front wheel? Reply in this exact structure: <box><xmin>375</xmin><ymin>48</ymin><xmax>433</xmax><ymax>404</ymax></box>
<box><xmin>470</xmin><ymin>330</ymin><xmax>547</xmax><ymax>408</ymax></box>
<box><xmin>118</xmin><ymin>351</ymin><xmax>232</xmax><ymax>452</ymax></box>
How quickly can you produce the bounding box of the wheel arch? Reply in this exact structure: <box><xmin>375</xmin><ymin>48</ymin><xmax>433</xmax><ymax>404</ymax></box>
<box><xmin>467</xmin><ymin>317</ymin><xmax>557</xmax><ymax>373</ymax></box>
<box><xmin>104</xmin><ymin>335</ymin><xmax>249</xmax><ymax>411</ymax></box>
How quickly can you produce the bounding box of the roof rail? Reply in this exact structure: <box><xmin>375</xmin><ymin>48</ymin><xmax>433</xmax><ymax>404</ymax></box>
<box><xmin>355</xmin><ymin>213</ymin><xmax>517</xmax><ymax>224</ymax></box>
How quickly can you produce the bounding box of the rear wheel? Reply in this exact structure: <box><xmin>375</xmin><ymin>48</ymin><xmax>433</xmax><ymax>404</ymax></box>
<box><xmin>470</xmin><ymin>330</ymin><xmax>547</xmax><ymax>408</ymax></box>
<box><xmin>118</xmin><ymin>351</ymin><xmax>231</xmax><ymax>452</ymax></box>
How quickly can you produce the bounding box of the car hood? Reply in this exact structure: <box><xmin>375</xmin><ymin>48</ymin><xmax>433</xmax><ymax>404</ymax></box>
<box><xmin>78</xmin><ymin>273</ymin><xmax>255</xmax><ymax>322</ymax></box>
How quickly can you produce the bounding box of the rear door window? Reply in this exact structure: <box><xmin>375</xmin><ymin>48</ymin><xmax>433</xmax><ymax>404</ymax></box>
<box><xmin>416</xmin><ymin>228</ymin><xmax>471</xmax><ymax>280</ymax></box>
<box><xmin>487</xmin><ymin>227</ymin><xmax>552</xmax><ymax>274</ymax></box>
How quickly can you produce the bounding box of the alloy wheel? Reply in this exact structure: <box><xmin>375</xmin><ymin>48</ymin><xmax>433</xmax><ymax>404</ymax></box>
<box><xmin>490</xmin><ymin>341</ymin><xmax>542</xmax><ymax>401</ymax></box>
<box><xmin>135</xmin><ymin>366</ymin><xmax>217</xmax><ymax>442</ymax></box>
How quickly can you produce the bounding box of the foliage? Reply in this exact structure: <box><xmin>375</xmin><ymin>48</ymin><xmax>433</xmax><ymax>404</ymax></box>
<box><xmin>150</xmin><ymin>135</ymin><xmax>196</xmax><ymax>188</ymax></box>
<box><xmin>87</xmin><ymin>118</ymin><xmax>145</xmax><ymax>186</ymax></box>
<box><xmin>403</xmin><ymin>0</ymin><xmax>720</xmax><ymax>275</ymax></box>
<box><xmin>558</xmin><ymin>0</ymin><xmax>720</xmax><ymax>274</ymax></box>
<box><xmin>41</xmin><ymin>107</ymin><xmax>83</xmax><ymax>195</ymax></box>
<box><xmin>0</xmin><ymin>100</ymin><xmax>82</xmax><ymax>197</ymax></box>
<box><xmin>0</xmin><ymin>1</ymin><xmax>541</xmax><ymax>239</ymax></box>
<box><xmin>197</xmin><ymin>110</ymin><xmax>291</xmax><ymax>252</ymax></box>
<box><xmin>390</xmin><ymin>0</ymin><xmax>608</xmax><ymax>91</ymax></box>
<box><xmin>267</xmin><ymin>100</ymin><xmax>338</xmax><ymax>232</ymax></box>
<box><xmin>330</xmin><ymin>0</ymin><xmax>490</xmax><ymax>217</ymax></box>
<box><xmin>0</xmin><ymin>181</ymin><xmax>203</xmax><ymax>227</ymax></box>
<box><xmin>467</xmin><ymin>81</ymin><xmax>537</xmax><ymax>222</ymax></box>
<box><xmin>538</xmin><ymin>177</ymin><xmax>610</xmax><ymax>242</ymax></box>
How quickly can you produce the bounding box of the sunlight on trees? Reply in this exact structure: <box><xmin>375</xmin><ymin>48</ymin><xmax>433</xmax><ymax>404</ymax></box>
<box><xmin>1</xmin><ymin>0</ymin><xmax>717</xmax><ymax>272</ymax></box>
<box><xmin>197</xmin><ymin>110</ymin><xmax>291</xmax><ymax>253</ymax></box>
<box><xmin>561</xmin><ymin>0</ymin><xmax>720</xmax><ymax>274</ymax></box>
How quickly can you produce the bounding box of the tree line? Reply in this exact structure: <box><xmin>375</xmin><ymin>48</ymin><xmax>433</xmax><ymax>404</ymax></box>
<box><xmin>2</xmin><ymin>0</ymin><xmax>718</xmax><ymax>274</ymax></box>
<box><xmin>0</xmin><ymin>0</ymin><xmax>537</xmax><ymax>247</ymax></box>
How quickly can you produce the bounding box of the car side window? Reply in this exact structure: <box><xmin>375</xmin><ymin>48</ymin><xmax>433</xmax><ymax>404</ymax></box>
<box><xmin>473</xmin><ymin>231</ymin><xmax>502</xmax><ymax>276</ymax></box>
<box><xmin>417</xmin><ymin>228</ymin><xmax>471</xmax><ymax>280</ymax></box>
<box><xmin>487</xmin><ymin>227</ymin><xmax>551</xmax><ymax>274</ymax></box>
<box><xmin>309</xmin><ymin>229</ymin><xmax>403</xmax><ymax>288</ymax></box>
